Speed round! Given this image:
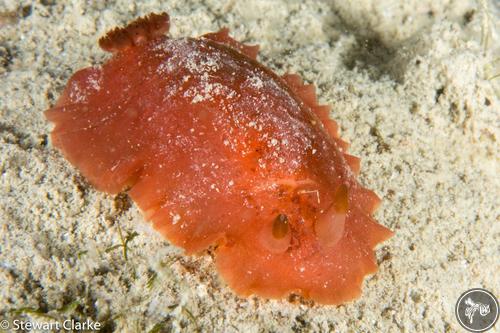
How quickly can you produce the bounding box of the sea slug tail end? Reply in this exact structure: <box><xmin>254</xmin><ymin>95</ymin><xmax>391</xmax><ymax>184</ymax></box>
<box><xmin>99</xmin><ymin>12</ymin><xmax>170</xmax><ymax>53</ymax></box>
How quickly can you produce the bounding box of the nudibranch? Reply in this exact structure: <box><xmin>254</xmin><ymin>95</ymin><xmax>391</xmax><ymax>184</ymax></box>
<box><xmin>45</xmin><ymin>12</ymin><xmax>393</xmax><ymax>304</ymax></box>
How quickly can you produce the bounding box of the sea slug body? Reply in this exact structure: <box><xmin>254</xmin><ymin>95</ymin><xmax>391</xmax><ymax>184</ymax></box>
<box><xmin>45</xmin><ymin>12</ymin><xmax>393</xmax><ymax>304</ymax></box>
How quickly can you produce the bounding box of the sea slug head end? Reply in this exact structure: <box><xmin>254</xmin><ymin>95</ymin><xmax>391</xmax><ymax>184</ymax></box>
<box><xmin>313</xmin><ymin>184</ymin><xmax>348</xmax><ymax>248</ymax></box>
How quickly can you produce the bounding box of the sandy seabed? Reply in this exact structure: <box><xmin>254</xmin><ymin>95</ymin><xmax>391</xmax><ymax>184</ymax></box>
<box><xmin>1</xmin><ymin>1</ymin><xmax>499</xmax><ymax>332</ymax></box>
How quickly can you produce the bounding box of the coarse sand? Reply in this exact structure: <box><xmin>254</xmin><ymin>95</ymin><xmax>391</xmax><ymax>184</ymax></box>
<box><xmin>0</xmin><ymin>1</ymin><xmax>499</xmax><ymax>332</ymax></box>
